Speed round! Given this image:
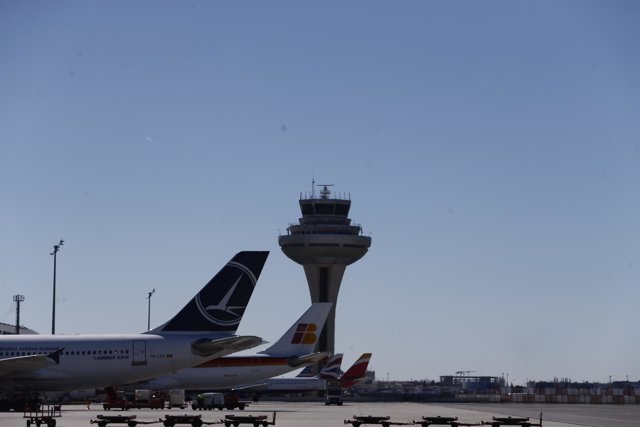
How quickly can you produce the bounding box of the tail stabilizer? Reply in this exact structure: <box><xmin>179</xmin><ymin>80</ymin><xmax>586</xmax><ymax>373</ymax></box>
<box><xmin>286</xmin><ymin>351</ymin><xmax>329</xmax><ymax>368</ymax></box>
<box><xmin>191</xmin><ymin>335</ymin><xmax>265</xmax><ymax>358</ymax></box>
<box><xmin>260</xmin><ymin>303</ymin><xmax>332</xmax><ymax>356</ymax></box>
<box><xmin>295</xmin><ymin>364</ymin><xmax>317</xmax><ymax>378</ymax></box>
<box><xmin>149</xmin><ymin>251</ymin><xmax>269</xmax><ymax>334</ymax></box>
<box><xmin>339</xmin><ymin>353</ymin><xmax>372</xmax><ymax>388</ymax></box>
<box><xmin>296</xmin><ymin>353</ymin><xmax>343</xmax><ymax>378</ymax></box>
<box><xmin>318</xmin><ymin>353</ymin><xmax>344</xmax><ymax>380</ymax></box>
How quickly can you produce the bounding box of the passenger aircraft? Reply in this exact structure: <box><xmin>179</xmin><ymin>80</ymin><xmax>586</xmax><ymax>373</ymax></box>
<box><xmin>240</xmin><ymin>353</ymin><xmax>372</xmax><ymax>395</ymax></box>
<box><xmin>0</xmin><ymin>251</ymin><xmax>268</xmax><ymax>410</ymax></box>
<box><xmin>124</xmin><ymin>302</ymin><xmax>333</xmax><ymax>390</ymax></box>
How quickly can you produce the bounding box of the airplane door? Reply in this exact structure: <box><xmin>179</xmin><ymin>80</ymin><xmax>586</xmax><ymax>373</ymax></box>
<box><xmin>132</xmin><ymin>341</ymin><xmax>147</xmax><ymax>366</ymax></box>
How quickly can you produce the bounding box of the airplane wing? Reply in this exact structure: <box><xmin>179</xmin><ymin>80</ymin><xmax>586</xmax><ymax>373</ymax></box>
<box><xmin>0</xmin><ymin>349</ymin><xmax>63</xmax><ymax>377</ymax></box>
<box><xmin>287</xmin><ymin>351</ymin><xmax>329</xmax><ymax>368</ymax></box>
<box><xmin>230</xmin><ymin>382</ymin><xmax>269</xmax><ymax>392</ymax></box>
<box><xmin>191</xmin><ymin>335</ymin><xmax>264</xmax><ymax>358</ymax></box>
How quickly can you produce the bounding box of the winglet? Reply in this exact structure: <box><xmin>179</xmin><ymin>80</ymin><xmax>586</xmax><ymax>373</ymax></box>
<box><xmin>47</xmin><ymin>348</ymin><xmax>64</xmax><ymax>364</ymax></box>
<box><xmin>149</xmin><ymin>251</ymin><xmax>268</xmax><ymax>334</ymax></box>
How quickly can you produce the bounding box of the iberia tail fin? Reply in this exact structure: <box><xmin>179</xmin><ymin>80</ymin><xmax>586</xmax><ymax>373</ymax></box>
<box><xmin>260</xmin><ymin>303</ymin><xmax>332</xmax><ymax>356</ymax></box>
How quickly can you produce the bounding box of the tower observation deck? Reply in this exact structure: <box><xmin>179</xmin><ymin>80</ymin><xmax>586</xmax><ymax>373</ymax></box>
<box><xmin>279</xmin><ymin>184</ymin><xmax>371</xmax><ymax>354</ymax></box>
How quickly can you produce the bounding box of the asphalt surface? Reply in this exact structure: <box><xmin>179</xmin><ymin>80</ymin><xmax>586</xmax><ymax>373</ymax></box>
<box><xmin>1</xmin><ymin>402</ymin><xmax>639</xmax><ymax>427</ymax></box>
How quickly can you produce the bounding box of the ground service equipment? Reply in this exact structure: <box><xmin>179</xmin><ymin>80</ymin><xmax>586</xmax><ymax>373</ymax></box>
<box><xmin>483</xmin><ymin>414</ymin><xmax>542</xmax><ymax>427</ymax></box>
<box><xmin>160</xmin><ymin>414</ymin><xmax>222</xmax><ymax>427</ymax></box>
<box><xmin>344</xmin><ymin>415</ymin><xmax>412</xmax><ymax>427</ymax></box>
<box><xmin>413</xmin><ymin>416</ymin><xmax>481</xmax><ymax>426</ymax></box>
<box><xmin>325</xmin><ymin>379</ymin><xmax>343</xmax><ymax>405</ymax></box>
<box><xmin>223</xmin><ymin>412</ymin><xmax>276</xmax><ymax>427</ymax></box>
<box><xmin>90</xmin><ymin>414</ymin><xmax>160</xmax><ymax>427</ymax></box>
<box><xmin>24</xmin><ymin>404</ymin><xmax>61</xmax><ymax>427</ymax></box>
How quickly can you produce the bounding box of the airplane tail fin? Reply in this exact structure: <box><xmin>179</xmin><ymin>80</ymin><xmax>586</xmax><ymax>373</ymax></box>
<box><xmin>339</xmin><ymin>353</ymin><xmax>372</xmax><ymax>388</ymax></box>
<box><xmin>295</xmin><ymin>364</ymin><xmax>317</xmax><ymax>378</ymax></box>
<box><xmin>297</xmin><ymin>353</ymin><xmax>343</xmax><ymax>378</ymax></box>
<box><xmin>149</xmin><ymin>251</ymin><xmax>269</xmax><ymax>334</ymax></box>
<box><xmin>260</xmin><ymin>303</ymin><xmax>332</xmax><ymax>356</ymax></box>
<box><xmin>317</xmin><ymin>353</ymin><xmax>343</xmax><ymax>380</ymax></box>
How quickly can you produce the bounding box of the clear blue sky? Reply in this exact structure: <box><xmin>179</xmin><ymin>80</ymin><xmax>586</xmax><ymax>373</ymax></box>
<box><xmin>1</xmin><ymin>1</ymin><xmax>638</xmax><ymax>383</ymax></box>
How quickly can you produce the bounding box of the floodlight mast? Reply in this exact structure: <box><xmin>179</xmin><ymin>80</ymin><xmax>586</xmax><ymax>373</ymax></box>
<box><xmin>50</xmin><ymin>239</ymin><xmax>64</xmax><ymax>335</ymax></box>
<box><xmin>147</xmin><ymin>288</ymin><xmax>156</xmax><ymax>330</ymax></box>
<box><xmin>13</xmin><ymin>294</ymin><xmax>25</xmax><ymax>334</ymax></box>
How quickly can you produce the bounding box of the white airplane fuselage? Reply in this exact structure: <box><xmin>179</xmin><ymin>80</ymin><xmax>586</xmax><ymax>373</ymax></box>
<box><xmin>133</xmin><ymin>356</ymin><xmax>308</xmax><ymax>390</ymax></box>
<box><xmin>260</xmin><ymin>377</ymin><xmax>326</xmax><ymax>392</ymax></box>
<box><xmin>0</xmin><ymin>333</ymin><xmax>227</xmax><ymax>391</ymax></box>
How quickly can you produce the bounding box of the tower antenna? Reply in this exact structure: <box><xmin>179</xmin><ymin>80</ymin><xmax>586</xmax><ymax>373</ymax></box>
<box><xmin>316</xmin><ymin>184</ymin><xmax>334</xmax><ymax>199</ymax></box>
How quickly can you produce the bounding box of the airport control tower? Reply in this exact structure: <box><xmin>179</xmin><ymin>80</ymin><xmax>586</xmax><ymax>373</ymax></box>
<box><xmin>279</xmin><ymin>183</ymin><xmax>371</xmax><ymax>354</ymax></box>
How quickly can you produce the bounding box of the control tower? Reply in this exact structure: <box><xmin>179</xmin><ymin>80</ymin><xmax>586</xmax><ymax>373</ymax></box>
<box><xmin>279</xmin><ymin>183</ymin><xmax>371</xmax><ymax>354</ymax></box>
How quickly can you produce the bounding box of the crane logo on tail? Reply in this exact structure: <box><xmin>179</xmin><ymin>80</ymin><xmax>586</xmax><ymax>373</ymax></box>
<box><xmin>195</xmin><ymin>261</ymin><xmax>258</xmax><ymax>327</ymax></box>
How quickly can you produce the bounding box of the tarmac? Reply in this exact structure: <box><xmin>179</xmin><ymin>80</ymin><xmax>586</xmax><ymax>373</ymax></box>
<box><xmin>2</xmin><ymin>401</ymin><xmax>639</xmax><ymax>427</ymax></box>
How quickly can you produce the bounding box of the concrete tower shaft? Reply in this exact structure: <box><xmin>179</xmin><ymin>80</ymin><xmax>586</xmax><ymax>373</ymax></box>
<box><xmin>278</xmin><ymin>185</ymin><xmax>371</xmax><ymax>354</ymax></box>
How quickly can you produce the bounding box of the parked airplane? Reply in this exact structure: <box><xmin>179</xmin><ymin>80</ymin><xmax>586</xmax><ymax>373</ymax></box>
<box><xmin>240</xmin><ymin>353</ymin><xmax>372</xmax><ymax>396</ymax></box>
<box><xmin>0</xmin><ymin>251</ymin><xmax>268</xmax><ymax>411</ymax></box>
<box><xmin>125</xmin><ymin>302</ymin><xmax>333</xmax><ymax>390</ymax></box>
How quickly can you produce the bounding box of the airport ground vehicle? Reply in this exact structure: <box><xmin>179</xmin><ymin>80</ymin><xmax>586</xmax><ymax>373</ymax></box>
<box><xmin>102</xmin><ymin>390</ymin><xmax>164</xmax><ymax>410</ymax></box>
<box><xmin>167</xmin><ymin>390</ymin><xmax>186</xmax><ymax>409</ymax></box>
<box><xmin>325</xmin><ymin>379</ymin><xmax>343</xmax><ymax>405</ymax></box>
<box><xmin>191</xmin><ymin>393</ymin><xmax>248</xmax><ymax>410</ymax></box>
<box><xmin>191</xmin><ymin>393</ymin><xmax>225</xmax><ymax>410</ymax></box>
<box><xmin>222</xmin><ymin>394</ymin><xmax>248</xmax><ymax>410</ymax></box>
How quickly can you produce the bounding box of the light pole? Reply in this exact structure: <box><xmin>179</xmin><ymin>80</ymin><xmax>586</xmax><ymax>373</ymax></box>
<box><xmin>50</xmin><ymin>239</ymin><xmax>64</xmax><ymax>335</ymax></box>
<box><xmin>13</xmin><ymin>294</ymin><xmax>25</xmax><ymax>334</ymax></box>
<box><xmin>147</xmin><ymin>289</ymin><xmax>156</xmax><ymax>330</ymax></box>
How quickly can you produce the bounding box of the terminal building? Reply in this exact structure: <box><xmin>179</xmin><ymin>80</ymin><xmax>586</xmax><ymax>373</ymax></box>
<box><xmin>0</xmin><ymin>322</ymin><xmax>37</xmax><ymax>335</ymax></box>
<box><xmin>439</xmin><ymin>374</ymin><xmax>502</xmax><ymax>393</ymax></box>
